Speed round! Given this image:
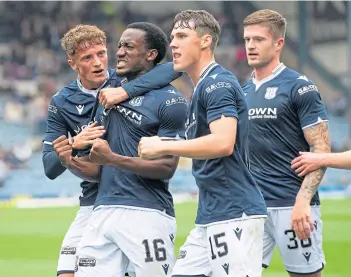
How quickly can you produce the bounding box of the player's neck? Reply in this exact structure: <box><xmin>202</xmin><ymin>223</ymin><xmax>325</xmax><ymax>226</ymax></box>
<box><xmin>79</xmin><ymin>78</ymin><xmax>100</xmax><ymax>90</ymax></box>
<box><xmin>188</xmin><ymin>54</ymin><xmax>215</xmax><ymax>87</ymax></box>
<box><xmin>125</xmin><ymin>65</ymin><xmax>154</xmax><ymax>82</ymax></box>
<box><xmin>254</xmin><ymin>59</ymin><xmax>281</xmax><ymax>81</ymax></box>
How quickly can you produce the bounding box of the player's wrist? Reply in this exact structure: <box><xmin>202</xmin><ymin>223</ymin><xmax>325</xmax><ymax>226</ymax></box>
<box><xmin>296</xmin><ymin>189</ymin><xmax>312</xmax><ymax>204</ymax></box>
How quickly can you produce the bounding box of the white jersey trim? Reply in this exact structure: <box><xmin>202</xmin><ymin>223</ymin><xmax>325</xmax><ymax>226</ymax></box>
<box><xmin>252</xmin><ymin>63</ymin><xmax>286</xmax><ymax>91</ymax></box>
<box><xmin>302</xmin><ymin>119</ymin><xmax>329</xmax><ymax>130</ymax></box>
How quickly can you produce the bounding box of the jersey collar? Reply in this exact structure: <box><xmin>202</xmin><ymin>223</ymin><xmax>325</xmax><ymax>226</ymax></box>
<box><xmin>252</xmin><ymin>63</ymin><xmax>286</xmax><ymax>90</ymax></box>
<box><xmin>77</xmin><ymin>70</ymin><xmax>110</xmax><ymax>97</ymax></box>
<box><xmin>194</xmin><ymin>61</ymin><xmax>218</xmax><ymax>91</ymax></box>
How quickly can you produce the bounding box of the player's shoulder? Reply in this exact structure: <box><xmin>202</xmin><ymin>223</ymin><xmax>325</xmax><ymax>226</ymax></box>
<box><xmin>149</xmin><ymin>84</ymin><xmax>188</xmax><ymax>111</ymax></box>
<box><xmin>281</xmin><ymin>67</ymin><xmax>319</xmax><ymax>95</ymax></box>
<box><xmin>281</xmin><ymin>67</ymin><xmax>316</xmax><ymax>87</ymax></box>
<box><xmin>149</xmin><ymin>84</ymin><xmax>184</xmax><ymax>100</ymax></box>
<box><xmin>201</xmin><ymin>65</ymin><xmax>241</xmax><ymax>94</ymax></box>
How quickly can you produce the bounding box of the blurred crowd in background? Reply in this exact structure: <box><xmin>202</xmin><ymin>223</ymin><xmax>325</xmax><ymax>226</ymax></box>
<box><xmin>0</xmin><ymin>1</ymin><xmax>350</xmax><ymax>193</ymax></box>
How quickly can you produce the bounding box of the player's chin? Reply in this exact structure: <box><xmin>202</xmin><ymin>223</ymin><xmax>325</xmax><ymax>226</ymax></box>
<box><xmin>173</xmin><ymin>61</ymin><xmax>187</xmax><ymax>72</ymax></box>
<box><xmin>116</xmin><ymin>67</ymin><xmax>130</xmax><ymax>77</ymax></box>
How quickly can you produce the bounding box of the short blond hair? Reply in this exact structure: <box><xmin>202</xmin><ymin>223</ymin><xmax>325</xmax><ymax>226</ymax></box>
<box><xmin>243</xmin><ymin>9</ymin><xmax>287</xmax><ymax>39</ymax></box>
<box><xmin>61</xmin><ymin>24</ymin><xmax>107</xmax><ymax>57</ymax></box>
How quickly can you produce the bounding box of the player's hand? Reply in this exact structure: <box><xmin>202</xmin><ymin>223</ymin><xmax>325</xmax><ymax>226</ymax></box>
<box><xmin>138</xmin><ymin>136</ymin><xmax>165</xmax><ymax>160</ymax></box>
<box><xmin>72</xmin><ymin>121</ymin><xmax>105</xmax><ymax>150</ymax></box>
<box><xmin>99</xmin><ymin>87</ymin><xmax>129</xmax><ymax>109</ymax></box>
<box><xmin>89</xmin><ymin>138</ymin><xmax>114</xmax><ymax>165</ymax></box>
<box><xmin>291</xmin><ymin>152</ymin><xmax>325</xmax><ymax>177</ymax></box>
<box><xmin>53</xmin><ymin>135</ymin><xmax>72</xmax><ymax>167</ymax></box>
<box><xmin>291</xmin><ymin>197</ymin><xmax>314</xmax><ymax>240</ymax></box>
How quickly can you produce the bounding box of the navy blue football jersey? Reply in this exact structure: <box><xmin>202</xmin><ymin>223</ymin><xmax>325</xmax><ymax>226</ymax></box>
<box><xmin>93</xmin><ymin>85</ymin><xmax>188</xmax><ymax>216</ymax></box>
<box><xmin>242</xmin><ymin>64</ymin><xmax>328</xmax><ymax>207</ymax></box>
<box><xmin>186</xmin><ymin>62</ymin><xmax>267</xmax><ymax>225</ymax></box>
<box><xmin>42</xmin><ymin>64</ymin><xmax>180</xmax><ymax>206</ymax></box>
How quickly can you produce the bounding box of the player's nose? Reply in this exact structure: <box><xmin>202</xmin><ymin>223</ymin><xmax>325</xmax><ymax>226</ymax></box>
<box><xmin>170</xmin><ymin>38</ymin><xmax>178</xmax><ymax>49</ymax></box>
<box><xmin>116</xmin><ymin>47</ymin><xmax>126</xmax><ymax>57</ymax></box>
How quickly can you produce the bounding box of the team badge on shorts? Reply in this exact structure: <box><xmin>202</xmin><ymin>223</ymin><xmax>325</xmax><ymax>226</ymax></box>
<box><xmin>265</xmin><ymin>87</ymin><xmax>278</xmax><ymax>99</ymax></box>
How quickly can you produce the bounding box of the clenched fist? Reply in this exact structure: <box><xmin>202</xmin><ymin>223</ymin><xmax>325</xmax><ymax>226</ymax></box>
<box><xmin>99</xmin><ymin>87</ymin><xmax>129</xmax><ymax>109</ymax></box>
<box><xmin>53</xmin><ymin>135</ymin><xmax>72</xmax><ymax>167</ymax></box>
<box><xmin>89</xmin><ymin>138</ymin><xmax>114</xmax><ymax>165</ymax></box>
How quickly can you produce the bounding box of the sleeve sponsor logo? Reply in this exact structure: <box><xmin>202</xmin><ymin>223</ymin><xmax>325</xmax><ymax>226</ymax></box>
<box><xmin>48</xmin><ymin>105</ymin><xmax>57</xmax><ymax>114</ymax></box>
<box><xmin>165</xmin><ymin>97</ymin><xmax>187</xmax><ymax>106</ymax></box>
<box><xmin>298</xmin><ymin>85</ymin><xmax>318</xmax><ymax>95</ymax></box>
<box><xmin>205</xmin><ymin>82</ymin><xmax>232</xmax><ymax>93</ymax></box>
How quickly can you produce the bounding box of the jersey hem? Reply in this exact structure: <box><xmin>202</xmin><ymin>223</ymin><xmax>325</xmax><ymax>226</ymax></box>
<box><xmin>93</xmin><ymin>197</ymin><xmax>175</xmax><ymax>217</ymax></box>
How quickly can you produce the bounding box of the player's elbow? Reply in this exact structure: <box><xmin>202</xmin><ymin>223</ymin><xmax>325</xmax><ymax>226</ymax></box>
<box><xmin>163</xmin><ymin>166</ymin><xmax>177</xmax><ymax>180</ymax></box>
<box><xmin>219</xmin><ymin>144</ymin><xmax>234</xmax><ymax>156</ymax></box>
<box><xmin>44</xmin><ymin>167</ymin><xmax>58</xmax><ymax>180</ymax></box>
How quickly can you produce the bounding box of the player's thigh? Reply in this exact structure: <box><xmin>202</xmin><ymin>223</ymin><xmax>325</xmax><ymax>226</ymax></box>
<box><xmin>172</xmin><ymin>227</ymin><xmax>211</xmax><ymax>277</ymax></box>
<box><xmin>262</xmin><ymin>212</ymin><xmax>276</xmax><ymax>269</ymax></box>
<box><xmin>113</xmin><ymin>208</ymin><xmax>177</xmax><ymax>277</ymax></box>
<box><xmin>274</xmin><ymin>206</ymin><xmax>325</xmax><ymax>275</ymax></box>
<box><xmin>57</xmin><ymin>206</ymin><xmax>93</xmax><ymax>276</ymax></box>
<box><xmin>207</xmin><ymin>217</ymin><xmax>265</xmax><ymax>277</ymax></box>
<box><xmin>75</xmin><ymin>207</ymin><xmax>128</xmax><ymax>277</ymax></box>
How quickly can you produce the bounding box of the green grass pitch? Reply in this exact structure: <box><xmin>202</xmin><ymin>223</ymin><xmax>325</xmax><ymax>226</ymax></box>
<box><xmin>1</xmin><ymin>199</ymin><xmax>350</xmax><ymax>276</ymax></box>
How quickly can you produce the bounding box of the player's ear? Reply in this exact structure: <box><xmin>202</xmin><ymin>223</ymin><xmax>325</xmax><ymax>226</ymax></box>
<box><xmin>276</xmin><ymin>37</ymin><xmax>284</xmax><ymax>52</ymax></box>
<box><xmin>68</xmin><ymin>59</ymin><xmax>78</xmax><ymax>71</ymax></box>
<box><xmin>201</xmin><ymin>34</ymin><xmax>212</xmax><ymax>50</ymax></box>
<box><xmin>146</xmin><ymin>49</ymin><xmax>158</xmax><ymax>63</ymax></box>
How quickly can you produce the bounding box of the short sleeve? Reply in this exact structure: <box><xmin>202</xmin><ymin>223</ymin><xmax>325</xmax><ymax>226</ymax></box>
<box><xmin>200</xmin><ymin>79</ymin><xmax>239</xmax><ymax>125</ymax></box>
<box><xmin>291</xmin><ymin>77</ymin><xmax>328</xmax><ymax>129</ymax></box>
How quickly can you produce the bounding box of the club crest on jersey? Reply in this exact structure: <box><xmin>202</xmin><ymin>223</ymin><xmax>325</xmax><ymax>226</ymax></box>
<box><xmin>76</xmin><ymin>105</ymin><xmax>84</xmax><ymax>115</ymax></box>
<box><xmin>265</xmin><ymin>87</ymin><xmax>278</xmax><ymax>99</ymax></box>
<box><xmin>129</xmin><ymin>96</ymin><xmax>144</xmax><ymax>107</ymax></box>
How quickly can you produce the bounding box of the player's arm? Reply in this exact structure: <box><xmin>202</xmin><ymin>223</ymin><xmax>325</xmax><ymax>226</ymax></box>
<box><xmin>297</xmin><ymin>122</ymin><xmax>331</xmax><ymax>201</ymax></box>
<box><xmin>99</xmin><ymin>62</ymin><xmax>182</xmax><ymax>108</ymax></box>
<box><xmin>290</xmin><ymin>78</ymin><xmax>331</xmax><ymax>240</ymax></box>
<box><xmin>139</xmin><ymin>80</ymin><xmax>238</xmax><ymax>159</ymax></box>
<box><xmin>292</xmin><ymin>150</ymin><xmax>351</xmax><ymax>174</ymax></box>
<box><xmin>90</xmin><ymin>96</ymin><xmax>188</xmax><ymax>179</ymax></box>
<box><xmin>42</xmin><ymin>97</ymin><xmax>68</xmax><ymax>180</ymax></box>
<box><xmin>101</xmin><ymin>152</ymin><xmax>178</xmax><ymax>180</ymax></box>
<box><xmin>66</xmin><ymin>156</ymin><xmax>100</xmax><ymax>183</ymax></box>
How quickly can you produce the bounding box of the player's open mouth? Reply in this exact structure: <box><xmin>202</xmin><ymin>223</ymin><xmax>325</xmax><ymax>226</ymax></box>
<box><xmin>93</xmin><ymin>69</ymin><xmax>104</xmax><ymax>75</ymax></box>
<box><xmin>173</xmin><ymin>53</ymin><xmax>181</xmax><ymax>59</ymax></box>
<box><xmin>117</xmin><ymin>60</ymin><xmax>127</xmax><ymax>68</ymax></box>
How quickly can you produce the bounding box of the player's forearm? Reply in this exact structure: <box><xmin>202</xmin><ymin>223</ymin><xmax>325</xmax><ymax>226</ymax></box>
<box><xmin>66</xmin><ymin>156</ymin><xmax>99</xmax><ymax>182</ymax></box>
<box><xmin>319</xmin><ymin>151</ymin><xmax>351</xmax><ymax>169</ymax></box>
<box><xmin>298</xmin><ymin>122</ymin><xmax>331</xmax><ymax>201</ymax></box>
<box><xmin>122</xmin><ymin>62</ymin><xmax>182</xmax><ymax>99</ymax></box>
<box><xmin>163</xmin><ymin>134</ymin><xmax>234</xmax><ymax>159</ymax></box>
<box><xmin>297</xmin><ymin>167</ymin><xmax>326</xmax><ymax>202</ymax></box>
<box><xmin>108</xmin><ymin>153</ymin><xmax>177</xmax><ymax>180</ymax></box>
<box><xmin>42</xmin><ymin>151</ymin><xmax>66</xmax><ymax>180</ymax></box>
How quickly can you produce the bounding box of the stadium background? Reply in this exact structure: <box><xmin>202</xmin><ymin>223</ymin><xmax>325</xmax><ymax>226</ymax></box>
<box><xmin>0</xmin><ymin>1</ymin><xmax>350</xmax><ymax>276</ymax></box>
